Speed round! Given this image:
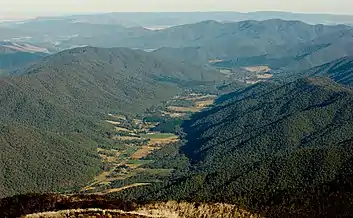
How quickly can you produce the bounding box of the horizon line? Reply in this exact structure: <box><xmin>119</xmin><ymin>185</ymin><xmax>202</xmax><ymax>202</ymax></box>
<box><xmin>1</xmin><ymin>10</ymin><xmax>353</xmax><ymax>22</ymax></box>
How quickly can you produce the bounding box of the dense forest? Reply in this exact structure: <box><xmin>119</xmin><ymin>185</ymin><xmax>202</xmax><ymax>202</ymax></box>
<box><xmin>110</xmin><ymin>77</ymin><xmax>353</xmax><ymax>217</ymax></box>
<box><xmin>299</xmin><ymin>56</ymin><xmax>353</xmax><ymax>85</ymax></box>
<box><xmin>0</xmin><ymin>46</ymin><xmax>226</xmax><ymax>197</ymax></box>
<box><xmin>0</xmin><ymin>52</ymin><xmax>45</xmax><ymax>74</ymax></box>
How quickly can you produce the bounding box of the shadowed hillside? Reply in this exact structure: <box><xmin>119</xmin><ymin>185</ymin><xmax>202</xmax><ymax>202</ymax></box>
<box><xmin>113</xmin><ymin>77</ymin><xmax>353</xmax><ymax>217</ymax></box>
<box><xmin>304</xmin><ymin>56</ymin><xmax>353</xmax><ymax>85</ymax></box>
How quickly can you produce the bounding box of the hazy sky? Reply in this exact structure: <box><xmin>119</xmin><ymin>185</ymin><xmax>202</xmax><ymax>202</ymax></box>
<box><xmin>1</xmin><ymin>0</ymin><xmax>353</xmax><ymax>18</ymax></box>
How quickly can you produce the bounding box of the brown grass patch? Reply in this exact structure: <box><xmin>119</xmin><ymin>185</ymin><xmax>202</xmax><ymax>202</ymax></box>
<box><xmin>208</xmin><ymin>59</ymin><xmax>224</xmax><ymax>63</ymax></box>
<box><xmin>116</xmin><ymin>136</ymin><xmax>141</xmax><ymax>141</ymax></box>
<box><xmin>115</xmin><ymin>127</ymin><xmax>133</xmax><ymax>132</ymax></box>
<box><xmin>147</xmin><ymin>137</ymin><xmax>179</xmax><ymax>146</ymax></box>
<box><xmin>126</xmin><ymin>164</ymin><xmax>142</xmax><ymax>169</ymax></box>
<box><xmin>161</xmin><ymin>111</ymin><xmax>186</xmax><ymax>118</ymax></box>
<box><xmin>131</xmin><ymin>146</ymin><xmax>156</xmax><ymax>159</ymax></box>
<box><xmin>106</xmin><ymin>120</ymin><xmax>121</xmax><ymax>125</ymax></box>
<box><xmin>256</xmin><ymin>74</ymin><xmax>273</xmax><ymax>79</ymax></box>
<box><xmin>243</xmin><ymin>66</ymin><xmax>271</xmax><ymax>73</ymax></box>
<box><xmin>97</xmin><ymin>148</ymin><xmax>121</xmax><ymax>163</ymax></box>
<box><xmin>24</xmin><ymin>208</ymin><xmax>153</xmax><ymax>218</ymax></box>
<box><xmin>23</xmin><ymin>200</ymin><xmax>261</xmax><ymax>218</ymax></box>
<box><xmin>138</xmin><ymin>201</ymin><xmax>262</xmax><ymax>218</ymax></box>
<box><xmin>167</xmin><ymin>106</ymin><xmax>202</xmax><ymax>113</ymax></box>
<box><xmin>108</xmin><ymin>113</ymin><xmax>127</xmax><ymax>120</ymax></box>
<box><xmin>194</xmin><ymin>100</ymin><xmax>214</xmax><ymax>107</ymax></box>
<box><xmin>220</xmin><ymin>69</ymin><xmax>232</xmax><ymax>75</ymax></box>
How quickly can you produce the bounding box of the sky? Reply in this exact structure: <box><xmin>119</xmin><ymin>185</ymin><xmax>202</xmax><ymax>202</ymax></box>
<box><xmin>1</xmin><ymin>0</ymin><xmax>353</xmax><ymax>19</ymax></box>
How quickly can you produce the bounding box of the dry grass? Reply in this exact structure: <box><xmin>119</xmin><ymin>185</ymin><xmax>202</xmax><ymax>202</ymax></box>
<box><xmin>219</xmin><ymin>69</ymin><xmax>232</xmax><ymax>75</ymax></box>
<box><xmin>106</xmin><ymin>120</ymin><xmax>121</xmax><ymax>125</ymax></box>
<box><xmin>194</xmin><ymin>100</ymin><xmax>214</xmax><ymax>107</ymax></box>
<box><xmin>245</xmin><ymin>80</ymin><xmax>261</xmax><ymax>85</ymax></box>
<box><xmin>167</xmin><ymin>106</ymin><xmax>202</xmax><ymax>113</ymax></box>
<box><xmin>256</xmin><ymin>73</ymin><xmax>273</xmax><ymax>79</ymax></box>
<box><xmin>115</xmin><ymin>127</ymin><xmax>133</xmax><ymax>132</ymax></box>
<box><xmin>147</xmin><ymin>137</ymin><xmax>179</xmax><ymax>146</ymax></box>
<box><xmin>97</xmin><ymin>148</ymin><xmax>121</xmax><ymax>163</ymax></box>
<box><xmin>138</xmin><ymin>201</ymin><xmax>262</xmax><ymax>218</ymax></box>
<box><xmin>243</xmin><ymin>66</ymin><xmax>271</xmax><ymax>73</ymax></box>
<box><xmin>23</xmin><ymin>201</ymin><xmax>261</xmax><ymax>218</ymax></box>
<box><xmin>108</xmin><ymin>113</ymin><xmax>127</xmax><ymax>120</ymax></box>
<box><xmin>208</xmin><ymin>59</ymin><xmax>224</xmax><ymax>63</ymax></box>
<box><xmin>161</xmin><ymin>111</ymin><xmax>186</xmax><ymax>118</ymax></box>
<box><xmin>23</xmin><ymin>208</ymin><xmax>153</xmax><ymax>218</ymax></box>
<box><xmin>133</xmin><ymin>119</ymin><xmax>143</xmax><ymax>124</ymax></box>
<box><xmin>131</xmin><ymin>146</ymin><xmax>157</xmax><ymax>159</ymax></box>
<box><xmin>116</xmin><ymin>136</ymin><xmax>142</xmax><ymax>141</ymax></box>
<box><xmin>125</xmin><ymin>163</ymin><xmax>142</xmax><ymax>169</ymax></box>
<box><xmin>82</xmin><ymin>148</ymin><xmax>126</xmax><ymax>191</ymax></box>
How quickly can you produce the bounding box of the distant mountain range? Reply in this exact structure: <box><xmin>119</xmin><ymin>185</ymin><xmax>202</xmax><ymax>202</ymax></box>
<box><xmin>38</xmin><ymin>11</ymin><xmax>353</xmax><ymax>27</ymax></box>
<box><xmin>146</xmin><ymin>20</ymin><xmax>353</xmax><ymax>71</ymax></box>
<box><xmin>2</xmin><ymin>18</ymin><xmax>353</xmax><ymax>73</ymax></box>
<box><xmin>59</xmin><ymin>19</ymin><xmax>353</xmax><ymax>72</ymax></box>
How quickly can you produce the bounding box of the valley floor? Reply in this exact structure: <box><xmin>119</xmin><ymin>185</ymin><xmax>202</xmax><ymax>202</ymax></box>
<box><xmin>80</xmin><ymin>92</ymin><xmax>217</xmax><ymax>195</ymax></box>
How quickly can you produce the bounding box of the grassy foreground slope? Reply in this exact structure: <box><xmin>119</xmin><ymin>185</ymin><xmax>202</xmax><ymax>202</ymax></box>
<box><xmin>0</xmin><ymin>46</ymin><xmax>221</xmax><ymax>198</ymax></box>
<box><xmin>0</xmin><ymin>193</ymin><xmax>261</xmax><ymax>218</ymax></box>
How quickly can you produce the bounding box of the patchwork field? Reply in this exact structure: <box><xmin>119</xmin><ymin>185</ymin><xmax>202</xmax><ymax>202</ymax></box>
<box><xmin>82</xmin><ymin>92</ymin><xmax>216</xmax><ymax>194</ymax></box>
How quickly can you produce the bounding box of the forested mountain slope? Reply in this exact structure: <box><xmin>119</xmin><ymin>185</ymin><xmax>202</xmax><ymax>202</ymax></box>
<box><xmin>301</xmin><ymin>56</ymin><xmax>353</xmax><ymax>85</ymax></box>
<box><xmin>147</xmin><ymin>20</ymin><xmax>350</xmax><ymax>63</ymax></box>
<box><xmin>126</xmin><ymin>19</ymin><xmax>348</xmax><ymax>49</ymax></box>
<box><xmin>54</xmin><ymin>19</ymin><xmax>352</xmax><ymax>64</ymax></box>
<box><xmin>278</xmin><ymin>29</ymin><xmax>353</xmax><ymax>70</ymax></box>
<box><xmin>213</xmin><ymin>28</ymin><xmax>353</xmax><ymax>71</ymax></box>
<box><xmin>0</xmin><ymin>46</ymin><xmax>221</xmax><ymax>198</ymax></box>
<box><xmin>0</xmin><ymin>52</ymin><xmax>44</xmax><ymax>74</ymax></box>
<box><xmin>182</xmin><ymin>77</ymin><xmax>353</xmax><ymax>171</ymax></box>
<box><xmin>117</xmin><ymin>77</ymin><xmax>353</xmax><ymax>217</ymax></box>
